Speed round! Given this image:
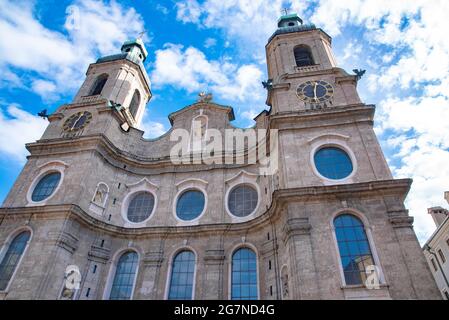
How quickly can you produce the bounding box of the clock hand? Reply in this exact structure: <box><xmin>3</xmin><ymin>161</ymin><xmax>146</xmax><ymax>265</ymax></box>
<box><xmin>71</xmin><ymin>114</ymin><xmax>83</xmax><ymax>131</ymax></box>
<box><xmin>313</xmin><ymin>82</ymin><xmax>318</xmax><ymax>100</ymax></box>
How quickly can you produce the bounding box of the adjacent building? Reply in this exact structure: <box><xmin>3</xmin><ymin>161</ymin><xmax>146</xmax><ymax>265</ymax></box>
<box><xmin>423</xmin><ymin>192</ymin><xmax>449</xmax><ymax>300</ymax></box>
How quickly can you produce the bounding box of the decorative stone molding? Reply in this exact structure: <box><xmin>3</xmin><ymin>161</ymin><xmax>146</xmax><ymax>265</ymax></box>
<box><xmin>389</xmin><ymin>215</ymin><xmax>414</xmax><ymax>228</ymax></box>
<box><xmin>204</xmin><ymin>249</ymin><xmax>225</xmax><ymax>265</ymax></box>
<box><xmin>50</xmin><ymin>231</ymin><xmax>79</xmax><ymax>254</ymax></box>
<box><xmin>282</xmin><ymin>218</ymin><xmax>312</xmax><ymax>244</ymax></box>
<box><xmin>261</xmin><ymin>239</ymin><xmax>278</xmax><ymax>257</ymax></box>
<box><xmin>88</xmin><ymin>245</ymin><xmax>111</xmax><ymax>263</ymax></box>
<box><xmin>143</xmin><ymin>251</ymin><xmax>164</xmax><ymax>267</ymax></box>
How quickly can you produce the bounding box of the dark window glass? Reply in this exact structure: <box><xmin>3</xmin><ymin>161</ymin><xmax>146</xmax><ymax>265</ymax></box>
<box><xmin>294</xmin><ymin>46</ymin><xmax>314</xmax><ymax>67</ymax></box>
<box><xmin>91</xmin><ymin>75</ymin><xmax>108</xmax><ymax>95</ymax></box>
<box><xmin>431</xmin><ymin>258</ymin><xmax>438</xmax><ymax>271</ymax></box>
<box><xmin>228</xmin><ymin>185</ymin><xmax>258</xmax><ymax>217</ymax></box>
<box><xmin>0</xmin><ymin>231</ymin><xmax>31</xmax><ymax>290</ymax></box>
<box><xmin>168</xmin><ymin>250</ymin><xmax>195</xmax><ymax>300</ymax></box>
<box><xmin>31</xmin><ymin>172</ymin><xmax>61</xmax><ymax>202</ymax></box>
<box><xmin>129</xmin><ymin>90</ymin><xmax>141</xmax><ymax>118</ymax></box>
<box><xmin>109</xmin><ymin>251</ymin><xmax>138</xmax><ymax>300</ymax></box>
<box><xmin>127</xmin><ymin>192</ymin><xmax>155</xmax><ymax>223</ymax></box>
<box><xmin>176</xmin><ymin>190</ymin><xmax>205</xmax><ymax>221</ymax></box>
<box><xmin>314</xmin><ymin>147</ymin><xmax>353</xmax><ymax>180</ymax></box>
<box><xmin>438</xmin><ymin>249</ymin><xmax>446</xmax><ymax>263</ymax></box>
<box><xmin>334</xmin><ymin>214</ymin><xmax>375</xmax><ymax>285</ymax></box>
<box><xmin>231</xmin><ymin>248</ymin><xmax>258</xmax><ymax>300</ymax></box>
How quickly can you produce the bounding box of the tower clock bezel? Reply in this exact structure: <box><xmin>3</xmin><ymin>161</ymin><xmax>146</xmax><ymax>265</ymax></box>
<box><xmin>62</xmin><ymin>111</ymin><xmax>93</xmax><ymax>132</ymax></box>
<box><xmin>296</xmin><ymin>80</ymin><xmax>334</xmax><ymax>104</ymax></box>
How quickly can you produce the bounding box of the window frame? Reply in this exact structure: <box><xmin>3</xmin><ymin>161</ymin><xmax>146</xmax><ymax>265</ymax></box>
<box><xmin>0</xmin><ymin>227</ymin><xmax>33</xmax><ymax>293</ymax></box>
<box><xmin>173</xmin><ymin>179</ymin><xmax>209</xmax><ymax>225</ymax></box>
<box><xmin>103</xmin><ymin>249</ymin><xmax>140</xmax><ymax>300</ymax></box>
<box><xmin>330</xmin><ymin>209</ymin><xmax>386</xmax><ymax>288</ymax></box>
<box><xmin>164</xmin><ymin>247</ymin><xmax>197</xmax><ymax>300</ymax></box>
<box><xmin>310</xmin><ymin>141</ymin><xmax>357</xmax><ymax>184</ymax></box>
<box><xmin>224</xmin><ymin>171</ymin><xmax>261</xmax><ymax>222</ymax></box>
<box><xmin>228</xmin><ymin>244</ymin><xmax>260</xmax><ymax>300</ymax></box>
<box><xmin>26</xmin><ymin>161</ymin><xmax>67</xmax><ymax>206</ymax></box>
<box><xmin>293</xmin><ymin>45</ymin><xmax>315</xmax><ymax>67</ymax></box>
<box><xmin>128</xmin><ymin>89</ymin><xmax>141</xmax><ymax>118</ymax></box>
<box><xmin>121</xmin><ymin>178</ymin><xmax>159</xmax><ymax>226</ymax></box>
<box><xmin>227</xmin><ymin>184</ymin><xmax>259</xmax><ymax>218</ymax></box>
<box><xmin>89</xmin><ymin>74</ymin><xmax>108</xmax><ymax>96</ymax></box>
<box><xmin>175</xmin><ymin>189</ymin><xmax>207</xmax><ymax>222</ymax></box>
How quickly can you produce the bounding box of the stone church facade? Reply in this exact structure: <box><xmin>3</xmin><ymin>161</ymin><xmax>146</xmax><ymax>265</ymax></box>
<box><xmin>0</xmin><ymin>13</ymin><xmax>440</xmax><ymax>300</ymax></box>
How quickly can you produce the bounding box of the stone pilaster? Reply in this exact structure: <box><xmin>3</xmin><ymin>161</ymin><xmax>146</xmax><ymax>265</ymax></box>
<box><xmin>283</xmin><ymin>218</ymin><xmax>319</xmax><ymax>299</ymax></box>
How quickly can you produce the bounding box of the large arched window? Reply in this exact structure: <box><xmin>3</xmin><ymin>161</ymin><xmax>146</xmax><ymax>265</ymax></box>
<box><xmin>129</xmin><ymin>90</ymin><xmax>141</xmax><ymax>118</ymax></box>
<box><xmin>90</xmin><ymin>74</ymin><xmax>108</xmax><ymax>96</ymax></box>
<box><xmin>231</xmin><ymin>247</ymin><xmax>258</xmax><ymax>300</ymax></box>
<box><xmin>108</xmin><ymin>251</ymin><xmax>139</xmax><ymax>300</ymax></box>
<box><xmin>0</xmin><ymin>231</ymin><xmax>31</xmax><ymax>290</ymax></box>
<box><xmin>334</xmin><ymin>214</ymin><xmax>375</xmax><ymax>286</ymax></box>
<box><xmin>168</xmin><ymin>250</ymin><xmax>196</xmax><ymax>300</ymax></box>
<box><xmin>294</xmin><ymin>46</ymin><xmax>314</xmax><ymax>67</ymax></box>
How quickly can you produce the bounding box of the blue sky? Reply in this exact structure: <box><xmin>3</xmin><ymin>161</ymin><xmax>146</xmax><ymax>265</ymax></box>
<box><xmin>1</xmin><ymin>0</ymin><xmax>448</xmax><ymax>243</ymax></box>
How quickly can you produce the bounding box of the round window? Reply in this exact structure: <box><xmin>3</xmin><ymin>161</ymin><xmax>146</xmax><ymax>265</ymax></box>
<box><xmin>228</xmin><ymin>185</ymin><xmax>258</xmax><ymax>217</ymax></box>
<box><xmin>31</xmin><ymin>172</ymin><xmax>61</xmax><ymax>202</ymax></box>
<box><xmin>176</xmin><ymin>190</ymin><xmax>205</xmax><ymax>221</ymax></box>
<box><xmin>127</xmin><ymin>192</ymin><xmax>155</xmax><ymax>223</ymax></box>
<box><xmin>314</xmin><ymin>147</ymin><xmax>353</xmax><ymax>180</ymax></box>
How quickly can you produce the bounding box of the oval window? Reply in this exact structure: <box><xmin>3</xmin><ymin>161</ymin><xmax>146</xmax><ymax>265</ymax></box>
<box><xmin>314</xmin><ymin>147</ymin><xmax>353</xmax><ymax>180</ymax></box>
<box><xmin>31</xmin><ymin>172</ymin><xmax>61</xmax><ymax>202</ymax></box>
<box><xmin>127</xmin><ymin>192</ymin><xmax>155</xmax><ymax>223</ymax></box>
<box><xmin>228</xmin><ymin>185</ymin><xmax>258</xmax><ymax>217</ymax></box>
<box><xmin>176</xmin><ymin>190</ymin><xmax>205</xmax><ymax>221</ymax></box>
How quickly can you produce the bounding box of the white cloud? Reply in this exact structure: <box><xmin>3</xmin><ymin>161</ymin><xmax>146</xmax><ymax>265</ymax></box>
<box><xmin>204</xmin><ymin>37</ymin><xmax>217</xmax><ymax>48</ymax></box>
<box><xmin>0</xmin><ymin>104</ymin><xmax>47</xmax><ymax>162</ymax></box>
<box><xmin>31</xmin><ymin>80</ymin><xmax>58</xmax><ymax>101</ymax></box>
<box><xmin>151</xmin><ymin>43</ymin><xmax>265</xmax><ymax>103</ymax></box>
<box><xmin>0</xmin><ymin>0</ymin><xmax>145</xmax><ymax>100</ymax></box>
<box><xmin>141</xmin><ymin>120</ymin><xmax>168</xmax><ymax>139</ymax></box>
<box><xmin>176</xmin><ymin>0</ymin><xmax>203</xmax><ymax>24</ymax></box>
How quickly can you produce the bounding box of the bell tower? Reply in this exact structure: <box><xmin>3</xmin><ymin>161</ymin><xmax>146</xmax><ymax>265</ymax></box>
<box><xmin>73</xmin><ymin>38</ymin><xmax>152</xmax><ymax>127</ymax></box>
<box><xmin>265</xmin><ymin>13</ymin><xmax>361</xmax><ymax>113</ymax></box>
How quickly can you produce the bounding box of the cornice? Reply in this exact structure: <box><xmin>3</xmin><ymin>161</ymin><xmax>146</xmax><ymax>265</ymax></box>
<box><xmin>0</xmin><ymin>179</ymin><xmax>412</xmax><ymax>238</ymax></box>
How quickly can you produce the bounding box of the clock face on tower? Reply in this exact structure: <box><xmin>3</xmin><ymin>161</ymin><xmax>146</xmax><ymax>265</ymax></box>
<box><xmin>62</xmin><ymin>111</ymin><xmax>93</xmax><ymax>132</ymax></box>
<box><xmin>296</xmin><ymin>80</ymin><xmax>334</xmax><ymax>103</ymax></box>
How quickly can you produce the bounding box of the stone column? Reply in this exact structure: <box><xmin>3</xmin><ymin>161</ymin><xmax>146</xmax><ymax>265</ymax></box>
<box><xmin>283</xmin><ymin>218</ymin><xmax>320</xmax><ymax>299</ymax></box>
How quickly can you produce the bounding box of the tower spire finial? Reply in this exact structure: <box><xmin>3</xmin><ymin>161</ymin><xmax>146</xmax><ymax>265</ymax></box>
<box><xmin>281</xmin><ymin>8</ymin><xmax>290</xmax><ymax>16</ymax></box>
<box><xmin>137</xmin><ymin>30</ymin><xmax>146</xmax><ymax>39</ymax></box>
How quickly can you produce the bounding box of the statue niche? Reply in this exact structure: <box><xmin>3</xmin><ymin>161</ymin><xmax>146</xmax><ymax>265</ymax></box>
<box><xmin>89</xmin><ymin>182</ymin><xmax>109</xmax><ymax>216</ymax></box>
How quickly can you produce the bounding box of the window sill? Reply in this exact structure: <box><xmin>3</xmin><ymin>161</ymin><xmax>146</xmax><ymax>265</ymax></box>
<box><xmin>341</xmin><ymin>284</ymin><xmax>391</xmax><ymax>300</ymax></box>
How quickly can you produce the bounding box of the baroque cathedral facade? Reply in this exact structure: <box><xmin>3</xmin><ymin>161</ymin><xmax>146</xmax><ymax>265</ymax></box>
<box><xmin>0</xmin><ymin>13</ymin><xmax>441</xmax><ymax>300</ymax></box>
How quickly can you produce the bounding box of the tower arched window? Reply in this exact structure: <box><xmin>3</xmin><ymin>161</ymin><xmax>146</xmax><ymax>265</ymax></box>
<box><xmin>231</xmin><ymin>247</ymin><xmax>258</xmax><ymax>300</ymax></box>
<box><xmin>129</xmin><ymin>90</ymin><xmax>141</xmax><ymax>118</ymax></box>
<box><xmin>90</xmin><ymin>74</ymin><xmax>108</xmax><ymax>96</ymax></box>
<box><xmin>334</xmin><ymin>214</ymin><xmax>375</xmax><ymax>286</ymax></box>
<box><xmin>294</xmin><ymin>46</ymin><xmax>314</xmax><ymax>67</ymax></box>
<box><xmin>168</xmin><ymin>250</ymin><xmax>196</xmax><ymax>300</ymax></box>
<box><xmin>108</xmin><ymin>251</ymin><xmax>139</xmax><ymax>300</ymax></box>
<box><xmin>0</xmin><ymin>231</ymin><xmax>31</xmax><ymax>290</ymax></box>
